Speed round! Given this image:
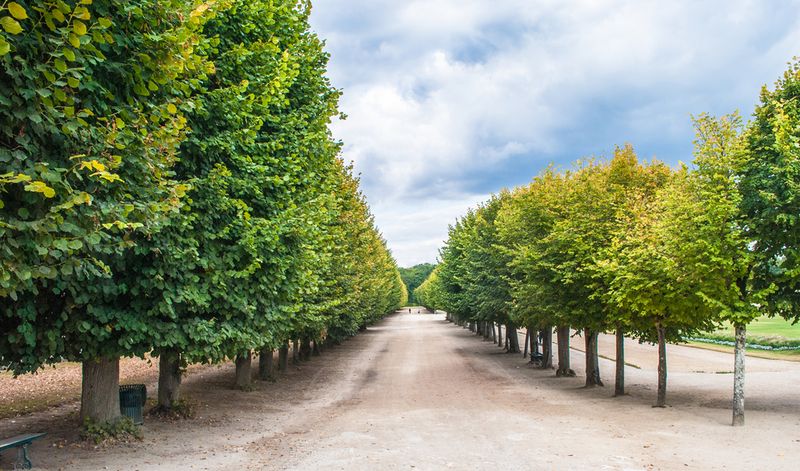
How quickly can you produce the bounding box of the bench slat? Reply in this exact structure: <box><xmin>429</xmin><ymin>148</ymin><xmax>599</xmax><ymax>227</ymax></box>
<box><xmin>0</xmin><ymin>433</ymin><xmax>46</xmax><ymax>451</ymax></box>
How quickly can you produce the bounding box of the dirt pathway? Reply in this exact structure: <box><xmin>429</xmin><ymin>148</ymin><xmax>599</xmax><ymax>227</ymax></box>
<box><xmin>2</xmin><ymin>312</ymin><xmax>799</xmax><ymax>470</ymax></box>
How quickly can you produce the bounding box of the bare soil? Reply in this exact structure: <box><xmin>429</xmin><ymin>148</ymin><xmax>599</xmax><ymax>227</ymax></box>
<box><xmin>1</xmin><ymin>312</ymin><xmax>799</xmax><ymax>470</ymax></box>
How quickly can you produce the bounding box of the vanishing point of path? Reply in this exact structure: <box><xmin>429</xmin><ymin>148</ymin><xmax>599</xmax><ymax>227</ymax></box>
<box><xmin>4</xmin><ymin>311</ymin><xmax>800</xmax><ymax>470</ymax></box>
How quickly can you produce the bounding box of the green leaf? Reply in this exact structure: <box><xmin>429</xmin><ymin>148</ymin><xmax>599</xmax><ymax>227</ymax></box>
<box><xmin>7</xmin><ymin>3</ymin><xmax>27</xmax><ymax>20</ymax></box>
<box><xmin>0</xmin><ymin>37</ymin><xmax>9</xmax><ymax>56</ymax></box>
<box><xmin>54</xmin><ymin>58</ymin><xmax>67</xmax><ymax>73</ymax></box>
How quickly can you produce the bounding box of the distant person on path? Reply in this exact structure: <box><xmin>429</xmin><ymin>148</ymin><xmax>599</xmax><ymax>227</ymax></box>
<box><xmin>408</xmin><ymin>308</ymin><xmax>411</xmax><ymax>313</ymax></box>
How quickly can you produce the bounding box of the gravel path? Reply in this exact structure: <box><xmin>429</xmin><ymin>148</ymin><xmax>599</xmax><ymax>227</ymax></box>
<box><xmin>1</xmin><ymin>311</ymin><xmax>799</xmax><ymax>470</ymax></box>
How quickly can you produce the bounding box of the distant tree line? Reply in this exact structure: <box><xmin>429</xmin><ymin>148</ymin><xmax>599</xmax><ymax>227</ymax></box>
<box><xmin>415</xmin><ymin>57</ymin><xmax>800</xmax><ymax>426</ymax></box>
<box><xmin>398</xmin><ymin>263</ymin><xmax>436</xmax><ymax>304</ymax></box>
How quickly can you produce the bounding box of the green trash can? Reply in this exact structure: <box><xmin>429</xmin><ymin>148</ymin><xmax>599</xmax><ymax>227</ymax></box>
<box><xmin>119</xmin><ymin>384</ymin><xmax>147</xmax><ymax>425</ymax></box>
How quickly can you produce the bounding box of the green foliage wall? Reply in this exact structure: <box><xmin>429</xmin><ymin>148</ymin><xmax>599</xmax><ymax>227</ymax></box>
<box><xmin>0</xmin><ymin>0</ymin><xmax>405</xmax><ymax>376</ymax></box>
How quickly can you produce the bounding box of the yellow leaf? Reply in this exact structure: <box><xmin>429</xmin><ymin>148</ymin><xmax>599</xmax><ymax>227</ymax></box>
<box><xmin>24</xmin><ymin>181</ymin><xmax>56</xmax><ymax>198</ymax></box>
<box><xmin>73</xmin><ymin>7</ymin><xmax>91</xmax><ymax>20</ymax></box>
<box><xmin>7</xmin><ymin>2</ymin><xmax>27</xmax><ymax>20</ymax></box>
<box><xmin>1</xmin><ymin>16</ymin><xmax>23</xmax><ymax>35</ymax></box>
<box><xmin>73</xmin><ymin>20</ymin><xmax>86</xmax><ymax>36</ymax></box>
<box><xmin>166</xmin><ymin>103</ymin><xmax>177</xmax><ymax>115</ymax></box>
<box><xmin>190</xmin><ymin>3</ymin><xmax>210</xmax><ymax>18</ymax></box>
<box><xmin>52</xmin><ymin>9</ymin><xmax>65</xmax><ymax>23</ymax></box>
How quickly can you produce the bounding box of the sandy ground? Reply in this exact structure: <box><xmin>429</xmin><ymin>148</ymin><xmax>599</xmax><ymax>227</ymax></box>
<box><xmin>1</xmin><ymin>311</ymin><xmax>799</xmax><ymax>470</ymax></box>
<box><xmin>0</xmin><ymin>358</ymin><xmax>213</xmax><ymax>419</ymax></box>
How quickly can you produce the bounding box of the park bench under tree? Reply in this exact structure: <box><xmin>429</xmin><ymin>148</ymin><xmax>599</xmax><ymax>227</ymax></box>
<box><xmin>0</xmin><ymin>433</ymin><xmax>46</xmax><ymax>470</ymax></box>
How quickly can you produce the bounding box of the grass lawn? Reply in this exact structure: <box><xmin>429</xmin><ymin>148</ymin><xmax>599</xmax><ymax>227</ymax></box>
<box><xmin>688</xmin><ymin>315</ymin><xmax>800</xmax><ymax>358</ymax></box>
<box><xmin>684</xmin><ymin>341</ymin><xmax>800</xmax><ymax>362</ymax></box>
<box><xmin>739</xmin><ymin>316</ymin><xmax>800</xmax><ymax>338</ymax></box>
<box><xmin>705</xmin><ymin>315</ymin><xmax>800</xmax><ymax>340</ymax></box>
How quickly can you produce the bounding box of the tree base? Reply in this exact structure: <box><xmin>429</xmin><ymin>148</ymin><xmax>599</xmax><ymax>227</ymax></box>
<box><xmin>556</xmin><ymin>368</ymin><xmax>576</xmax><ymax>377</ymax></box>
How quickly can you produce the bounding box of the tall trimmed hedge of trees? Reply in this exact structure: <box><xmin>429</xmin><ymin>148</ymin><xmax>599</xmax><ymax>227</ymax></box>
<box><xmin>415</xmin><ymin>57</ymin><xmax>800</xmax><ymax>426</ymax></box>
<box><xmin>1</xmin><ymin>0</ymin><xmax>406</xmax><ymax>428</ymax></box>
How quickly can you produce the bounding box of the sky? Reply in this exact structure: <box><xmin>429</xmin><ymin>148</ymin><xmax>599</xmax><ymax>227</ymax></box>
<box><xmin>308</xmin><ymin>0</ymin><xmax>800</xmax><ymax>267</ymax></box>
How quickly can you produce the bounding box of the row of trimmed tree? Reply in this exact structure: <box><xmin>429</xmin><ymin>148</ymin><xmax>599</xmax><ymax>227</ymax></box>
<box><xmin>415</xmin><ymin>57</ymin><xmax>800</xmax><ymax>426</ymax></box>
<box><xmin>0</xmin><ymin>0</ymin><xmax>406</xmax><ymax>428</ymax></box>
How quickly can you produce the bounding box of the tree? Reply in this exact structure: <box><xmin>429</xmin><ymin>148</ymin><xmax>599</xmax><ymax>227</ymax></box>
<box><xmin>603</xmin><ymin>165</ymin><xmax>721</xmax><ymax>407</ymax></box>
<box><xmin>683</xmin><ymin>113</ymin><xmax>765</xmax><ymax>425</ymax></box>
<box><xmin>739</xmin><ymin>58</ymin><xmax>800</xmax><ymax>325</ymax></box>
<box><xmin>0</xmin><ymin>0</ymin><xmax>214</xmax><ymax>424</ymax></box>
<box><xmin>592</xmin><ymin>146</ymin><xmax>671</xmax><ymax>395</ymax></box>
<box><xmin>497</xmin><ymin>169</ymin><xmax>570</xmax><ymax>371</ymax></box>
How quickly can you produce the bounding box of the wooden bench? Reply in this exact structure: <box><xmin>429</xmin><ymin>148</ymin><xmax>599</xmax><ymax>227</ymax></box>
<box><xmin>0</xmin><ymin>433</ymin><xmax>46</xmax><ymax>469</ymax></box>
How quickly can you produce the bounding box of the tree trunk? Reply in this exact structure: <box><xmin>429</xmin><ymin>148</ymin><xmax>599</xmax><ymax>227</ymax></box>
<box><xmin>655</xmin><ymin>324</ymin><xmax>667</xmax><ymax>407</ymax></box>
<box><xmin>312</xmin><ymin>340</ymin><xmax>322</xmax><ymax>356</ymax></box>
<box><xmin>541</xmin><ymin>327</ymin><xmax>553</xmax><ymax>369</ymax></box>
<box><xmin>556</xmin><ymin>326</ymin><xmax>575</xmax><ymax>377</ymax></box>
<box><xmin>732</xmin><ymin>325</ymin><xmax>746</xmax><ymax>426</ymax></box>
<box><xmin>492</xmin><ymin>323</ymin><xmax>497</xmax><ymax>343</ymax></box>
<box><xmin>80</xmin><ymin>357</ymin><xmax>121</xmax><ymax>424</ymax></box>
<box><xmin>292</xmin><ymin>339</ymin><xmax>300</xmax><ymax>364</ymax></box>
<box><xmin>158</xmin><ymin>350</ymin><xmax>182</xmax><ymax>408</ymax></box>
<box><xmin>523</xmin><ymin>329</ymin><xmax>530</xmax><ymax>358</ymax></box>
<box><xmin>584</xmin><ymin>329</ymin><xmax>603</xmax><ymax>387</ymax></box>
<box><xmin>258</xmin><ymin>348</ymin><xmax>274</xmax><ymax>381</ymax></box>
<box><xmin>300</xmin><ymin>338</ymin><xmax>312</xmax><ymax>361</ymax></box>
<box><xmin>278</xmin><ymin>344</ymin><xmax>289</xmax><ymax>372</ymax></box>
<box><xmin>506</xmin><ymin>323</ymin><xmax>520</xmax><ymax>353</ymax></box>
<box><xmin>532</xmin><ymin>329</ymin><xmax>540</xmax><ymax>355</ymax></box>
<box><xmin>235</xmin><ymin>351</ymin><xmax>252</xmax><ymax>390</ymax></box>
<box><xmin>614</xmin><ymin>328</ymin><xmax>625</xmax><ymax>397</ymax></box>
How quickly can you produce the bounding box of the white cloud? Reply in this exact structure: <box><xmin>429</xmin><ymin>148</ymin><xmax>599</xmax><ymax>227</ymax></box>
<box><xmin>311</xmin><ymin>0</ymin><xmax>800</xmax><ymax>266</ymax></box>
